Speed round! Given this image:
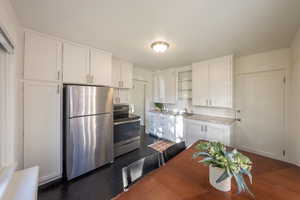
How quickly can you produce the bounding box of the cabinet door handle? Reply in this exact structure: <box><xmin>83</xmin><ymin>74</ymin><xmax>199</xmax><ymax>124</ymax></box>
<box><xmin>91</xmin><ymin>75</ymin><xmax>94</xmax><ymax>83</ymax></box>
<box><xmin>86</xmin><ymin>75</ymin><xmax>90</xmax><ymax>83</ymax></box>
<box><xmin>118</xmin><ymin>81</ymin><xmax>121</xmax><ymax>88</ymax></box>
<box><xmin>205</xmin><ymin>126</ymin><xmax>208</xmax><ymax>132</ymax></box>
<box><xmin>201</xmin><ymin>125</ymin><xmax>203</xmax><ymax>132</ymax></box>
<box><xmin>57</xmin><ymin>85</ymin><xmax>60</xmax><ymax>94</ymax></box>
<box><xmin>206</xmin><ymin>99</ymin><xmax>209</xmax><ymax>106</ymax></box>
<box><xmin>57</xmin><ymin>70</ymin><xmax>60</xmax><ymax>80</ymax></box>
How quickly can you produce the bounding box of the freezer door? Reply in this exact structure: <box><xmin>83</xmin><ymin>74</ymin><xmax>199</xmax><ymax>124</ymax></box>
<box><xmin>65</xmin><ymin>85</ymin><xmax>113</xmax><ymax>118</ymax></box>
<box><xmin>66</xmin><ymin>113</ymin><xmax>113</xmax><ymax>180</ymax></box>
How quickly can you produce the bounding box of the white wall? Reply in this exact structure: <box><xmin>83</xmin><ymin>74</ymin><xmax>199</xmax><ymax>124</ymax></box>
<box><xmin>235</xmin><ymin>48</ymin><xmax>291</xmax><ymax>74</ymax></box>
<box><xmin>0</xmin><ymin>0</ymin><xmax>24</xmax><ymax>168</ymax></box>
<box><xmin>289</xmin><ymin>28</ymin><xmax>300</xmax><ymax>166</ymax></box>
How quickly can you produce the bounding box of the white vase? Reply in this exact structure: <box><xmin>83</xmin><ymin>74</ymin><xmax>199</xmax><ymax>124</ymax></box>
<box><xmin>209</xmin><ymin>165</ymin><xmax>231</xmax><ymax>192</ymax></box>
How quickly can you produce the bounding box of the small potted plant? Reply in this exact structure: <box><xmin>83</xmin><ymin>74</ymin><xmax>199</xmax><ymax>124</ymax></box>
<box><xmin>192</xmin><ymin>141</ymin><xmax>254</xmax><ymax>197</ymax></box>
<box><xmin>154</xmin><ymin>103</ymin><xmax>164</xmax><ymax>112</ymax></box>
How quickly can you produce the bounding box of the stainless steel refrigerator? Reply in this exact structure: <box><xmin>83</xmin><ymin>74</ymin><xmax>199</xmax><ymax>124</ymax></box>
<box><xmin>63</xmin><ymin>85</ymin><xmax>114</xmax><ymax>180</ymax></box>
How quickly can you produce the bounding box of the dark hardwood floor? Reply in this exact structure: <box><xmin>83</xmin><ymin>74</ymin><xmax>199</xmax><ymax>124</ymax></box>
<box><xmin>38</xmin><ymin>128</ymin><xmax>157</xmax><ymax>200</ymax></box>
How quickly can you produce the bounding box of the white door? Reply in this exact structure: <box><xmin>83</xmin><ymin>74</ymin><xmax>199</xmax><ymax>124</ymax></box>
<box><xmin>63</xmin><ymin>42</ymin><xmax>89</xmax><ymax>84</ymax></box>
<box><xmin>24</xmin><ymin>81</ymin><xmax>61</xmax><ymax>184</ymax></box>
<box><xmin>112</xmin><ymin>59</ymin><xmax>121</xmax><ymax>88</ymax></box>
<box><xmin>130</xmin><ymin>80</ymin><xmax>146</xmax><ymax>125</ymax></box>
<box><xmin>24</xmin><ymin>32</ymin><xmax>62</xmax><ymax>82</ymax></box>
<box><xmin>192</xmin><ymin>62</ymin><xmax>209</xmax><ymax>106</ymax></box>
<box><xmin>90</xmin><ymin>49</ymin><xmax>112</xmax><ymax>86</ymax></box>
<box><xmin>235</xmin><ymin>70</ymin><xmax>285</xmax><ymax>160</ymax></box>
<box><xmin>209</xmin><ymin>56</ymin><xmax>232</xmax><ymax>108</ymax></box>
<box><xmin>121</xmin><ymin>61</ymin><xmax>133</xmax><ymax>88</ymax></box>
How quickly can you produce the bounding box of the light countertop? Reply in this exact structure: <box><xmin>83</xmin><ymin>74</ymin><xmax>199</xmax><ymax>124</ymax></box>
<box><xmin>149</xmin><ymin>110</ymin><xmax>236</xmax><ymax>126</ymax></box>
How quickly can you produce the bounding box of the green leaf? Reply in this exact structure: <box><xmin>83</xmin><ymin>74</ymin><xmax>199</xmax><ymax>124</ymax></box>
<box><xmin>192</xmin><ymin>152</ymin><xmax>210</xmax><ymax>159</ymax></box>
<box><xmin>241</xmin><ymin>168</ymin><xmax>253</xmax><ymax>184</ymax></box>
<box><xmin>216</xmin><ymin>170</ymin><xmax>230</xmax><ymax>183</ymax></box>
<box><xmin>199</xmin><ymin>157</ymin><xmax>213</xmax><ymax>163</ymax></box>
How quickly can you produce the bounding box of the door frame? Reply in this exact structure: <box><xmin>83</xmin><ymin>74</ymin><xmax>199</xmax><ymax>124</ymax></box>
<box><xmin>0</xmin><ymin>49</ymin><xmax>6</xmax><ymax>166</ymax></box>
<box><xmin>132</xmin><ymin>79</ymin><xmax>147</xmax><ymax>126</ymax></box>
<box><xmin>234</xmin><ymin>68</ymin><xmax>287</xmax><ymax>161</ymax></box>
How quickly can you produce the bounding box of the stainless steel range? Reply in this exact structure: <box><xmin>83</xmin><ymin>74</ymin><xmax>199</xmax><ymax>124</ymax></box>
<box><xmin>113</xmin><ymin>104</ymin><xmax>141</xmax><ymax>157</ymax></box>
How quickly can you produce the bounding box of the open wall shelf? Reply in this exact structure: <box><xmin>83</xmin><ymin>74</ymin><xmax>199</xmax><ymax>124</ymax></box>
<box><xmin>178</xmin><ymin>70</ymin><xmax>192</xmax><ymax>100</ymax></box>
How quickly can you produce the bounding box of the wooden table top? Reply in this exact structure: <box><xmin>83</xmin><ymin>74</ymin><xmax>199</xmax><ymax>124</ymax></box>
<box><xmin>114</xmin><ymin>143</ymin><xmax>300</xmax><ymax>200</ymax></box>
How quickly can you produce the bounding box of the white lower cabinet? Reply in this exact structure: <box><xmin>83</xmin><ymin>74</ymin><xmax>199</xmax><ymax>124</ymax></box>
<box><xmin>184</xmin><ymin>120</ymin><xmax>207</xmax><ymax>147</ymax></box>
<box><xmin>147</xmin><ymin>113</ymin><xmax>232</xmax><ymax>146</ymax></box>
<box><xmin>24</xmin><ymin>81</ymin><xmax>61</xmax><ymax>184</ymax></box>
<box><xmin>183</xmin><ymin>119</ymin><xmax>232</xmax><ymax>147</ymax></box>
<box><xmin>146</xmin><ymin>112</ymin><xmax>183</xmax><ymax>142</ymax></box>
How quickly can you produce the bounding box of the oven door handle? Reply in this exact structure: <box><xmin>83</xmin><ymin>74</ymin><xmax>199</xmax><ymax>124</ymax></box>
<box><xmin>114</xmin><ymin>119</ymin><xmax>141</xmax><ymax>126</ymax></box>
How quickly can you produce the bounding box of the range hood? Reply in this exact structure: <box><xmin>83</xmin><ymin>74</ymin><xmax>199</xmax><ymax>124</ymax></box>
<box><xmin>0</xmin><ymin>26</ymin><xmax>14</xmax><ymax>54</ymax></box>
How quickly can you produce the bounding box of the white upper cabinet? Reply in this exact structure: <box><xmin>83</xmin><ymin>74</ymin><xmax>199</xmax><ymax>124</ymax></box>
<box><xmin>63</xmin><ymin>42</ymin><xmax>90</xmax><ymax>84</ymax></box>
<box><xmin>192</xmin><ymin>55</ymin><xmax>233</xmax><ymax>108</ymax></box>
<box><xmin>121</xmin><ymin>61</ymin><xmax>133</xmax><ymax>89</ymax></box>
<box><xmin>164</xmin><ymin>69</ymin><xmax>177</xmax><ymax>104</ymax></box>
<box><xmin>24</xmin><ymin>31</ymin><xmax>62</xmax><ymax>82</ymax></box>
<box><xmin>90</xmin><ymin>48</ymin><xmax>112</xmax><ymax>86</ymax></box>
<box><xmin>153</xmin><ymin>69</ymin><xmax>177</xmax><ymax>104</ymax></box>
<box><xmin>112</xmin><ymin>58</ymin><xmax>133</xmax><ymax>89</ymax></box>
<box><xmin>209</xmin><ymin>56</ymin><xmax>233</xmax><ymax>108</ymax></box>
<box><xmin>153</xmin><ymin>73</ymin><xmax>161</xmax><ymax>102</ymax></box>
<box><xmin>112</xmin><ymin>59</ymin><xmax>121</xmax><ymax>88</ymax></box>
<box><xmin>192</xmin><ymin>61</ymin><xmax>209</xmax><ymax>106</ymax></box>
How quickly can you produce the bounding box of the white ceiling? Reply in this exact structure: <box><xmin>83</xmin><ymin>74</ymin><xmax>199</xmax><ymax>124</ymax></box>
<box><xmin>11</xmin><ymin>0</ymin><xmax>300</xmax><ymax>70</ymax></box>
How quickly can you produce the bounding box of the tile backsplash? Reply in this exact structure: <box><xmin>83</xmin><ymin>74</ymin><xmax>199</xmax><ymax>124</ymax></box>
<box><xmin>162</xmin><ymin>99</ymin><xmax>235</xmax><ymax>118</ymax></box>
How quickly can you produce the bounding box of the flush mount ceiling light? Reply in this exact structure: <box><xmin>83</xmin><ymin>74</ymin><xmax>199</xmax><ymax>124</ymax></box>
<box><xmin>151</xmin><ymin>41</ymin><xmax>170</xmax><ymax>53</ymax></box>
